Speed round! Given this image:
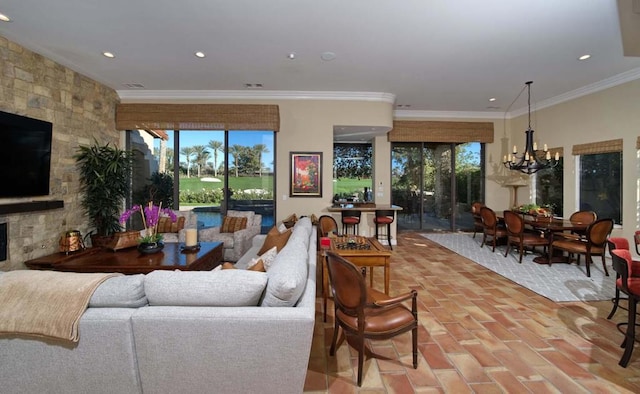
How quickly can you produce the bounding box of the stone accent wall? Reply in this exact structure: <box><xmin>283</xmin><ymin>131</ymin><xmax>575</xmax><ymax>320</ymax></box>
<box><xmin>0</xmin><ymin>36</ymin><xmax>120</xmax><ymax>270</ymax></box>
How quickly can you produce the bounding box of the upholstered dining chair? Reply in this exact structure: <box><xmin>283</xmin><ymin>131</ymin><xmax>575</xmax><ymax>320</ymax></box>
<box><xmin>325</xmin><ymin>251</ymin><xmax>418</xmax><ymax>386</ymax></box>
<box><xmin>471</xmin><ymin>202</ymin><xmax>485</xmax><ymax>238</ymax></box>
<box><xmin>549</xmin><ymin>218</ymin><xmax>614</xmax><ymax>277</ymax></box>
<box><xmin>503</xmin><ymin>210</ymin><xmax>548</xmax><ymax>263</ymax></box>
<box><xmin>610</xmin><ymin>249</ymin><xmax>640</xmax><ymax>367</ymax></box>
<box><xmin>480</xmin><ymin>206</ymin><xmax>507</xmax><ymax>252</ymax></box>
<box><xmin>606</xmin><ymin>237</ymin><xmax>640</xmax><ymax>319</ymax></box>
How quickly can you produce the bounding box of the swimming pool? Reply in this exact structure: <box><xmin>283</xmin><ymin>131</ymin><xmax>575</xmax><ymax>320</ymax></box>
<box><xmin>192</xmin><ymin>207</ymin><xmax>274</xmax><ymax>233</ymax></box>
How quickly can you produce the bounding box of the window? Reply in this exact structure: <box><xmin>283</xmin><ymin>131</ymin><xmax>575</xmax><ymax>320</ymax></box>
<box><xmin>535</xmin><ymin>152</ymin><xmax>563</xmax><ymax>217</ymax></box>
<box><xmin>578</xmin><ymin>152</ymin><xmax>622</xmax><ymax>224</ymax></box>
<box><xmin>332</xmin><ymin>143</ymin><xmax>373</xmax><ymax>202</ymax></box>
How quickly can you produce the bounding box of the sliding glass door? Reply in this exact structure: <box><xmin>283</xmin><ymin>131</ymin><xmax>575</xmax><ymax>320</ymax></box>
<box><xmin>391</xmin><ymin>142</ymin><xmax>483</xmax><ymax>232</ymax></box>
<box><xmin>127</xmin><ymin>129</ymin><xmax>275</xmax><ymax>234</ymax></box>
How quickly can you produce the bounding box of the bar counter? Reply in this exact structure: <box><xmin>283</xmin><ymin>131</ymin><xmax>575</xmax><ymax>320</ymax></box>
<box><xmin>326</xmin><ymin>204</ymin><xmax>403</xmax><ymax>246</ymax></box>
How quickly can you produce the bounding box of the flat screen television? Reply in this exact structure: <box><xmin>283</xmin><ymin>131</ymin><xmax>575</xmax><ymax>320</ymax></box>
<box><xmin>0</xmin><ymin>111</ymin><xmax>52</xmax><ymax>198</ymax></box>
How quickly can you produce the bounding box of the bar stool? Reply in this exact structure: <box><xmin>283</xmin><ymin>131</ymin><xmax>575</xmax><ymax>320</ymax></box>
<box><xmin>374</xmin><ymin>209</ymin><xmax>395</xmax><ymax>249</ymax></box>
<box><xmin>341</xmin><ymin>210</ymin><xmax>361</xmax><ymax>235</ymax></box>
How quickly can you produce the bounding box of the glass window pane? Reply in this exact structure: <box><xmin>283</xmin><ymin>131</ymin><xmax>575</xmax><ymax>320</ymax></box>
<box><xmin>535</xmin><ymin>158</ymin><xmax>563</xmax><ymax>217</ymax></box>
<box><xmin>454</xmin><ymin>142</ymin><xmax>483</xmax><ymax>231</ymax></box>
<box><xmin>332</xmin><ymin>143</ymin><xmax>373</xmax><ymax>202</ymax></box>
<box><xmin>579</xmin><ymin>152</ymin><xmax>621</xmax><ymax>224</ymax></box>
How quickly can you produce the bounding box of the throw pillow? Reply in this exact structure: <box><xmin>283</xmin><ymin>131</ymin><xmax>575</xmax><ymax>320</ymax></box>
<box><xmin>258</xmin><ymin>226</ymin><xmax>292</xmax><ymax>255</ymax></box>
<box><xmin>220</xmin><ymin>216</ymin><xmax>248</xmax><ymax>233</ymax></box>
<box><xmin>156</xmin><ymin>216</ymin><xmax>186</xmax><ymax>233</ymax></box>
<box><xmin>283</xmin><ymin>213</ymin><xmax>298</xmax><ymax>228</ymax></box>
<box><xmin>247</xmin><ymin>246</ymin><xmax>278</xmax><ymax>271</ymax></box>
<box><xmin>247</xmin><ymin>259</ymin><xmax>266</xmax><ymax>272</ymax></box>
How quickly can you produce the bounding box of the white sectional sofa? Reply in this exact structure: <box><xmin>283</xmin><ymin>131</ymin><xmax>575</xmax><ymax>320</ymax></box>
<box><xmin>0</xmin><ymin>218</ymin><xmax>316</xmax><ymax>394</ymax></box>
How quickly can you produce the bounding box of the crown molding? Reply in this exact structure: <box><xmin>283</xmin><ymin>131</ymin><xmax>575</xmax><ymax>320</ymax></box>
<box><xmin>509</xmin><ymin>67</ymin><xmax>640</xmax><ymax>118</ymax></box>
<box><xmin>117</xmin><ymin>89</ymin><xmax>396</xmax><ymax>103</ymax></box>
<box><xmin>393</xmin><ymin>110</ymin><xmax>501</xmax><ymax>120</ymax></box>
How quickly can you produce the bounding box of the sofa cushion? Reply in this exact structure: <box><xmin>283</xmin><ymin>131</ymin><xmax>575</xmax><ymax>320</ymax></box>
<box><xmin>145</xmin><ymin>270</ymin><xmax>267</xmax><ymax>306</ymax></box>
<box><xmin>89</xmin><ymin>274</ymin><xmax>148</xmax><ymax>308</ymax></box>
<box><xmin>260</xmin><ymin>237</ymin><xmax>308</xmax><ymax>307</ymax></box>
<box><xmin>258</xmin><ymin>226</ymin><xmax>292</xmax><ymax>255</ymax></box>
<box><xmin>220</xmin><ymin>216</ymin><xmax>248</xmax><ymax>233</ymax></box>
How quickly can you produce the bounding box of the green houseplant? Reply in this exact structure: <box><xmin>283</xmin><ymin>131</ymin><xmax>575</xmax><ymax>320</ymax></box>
<box><xmin>74</xmin><ymin>140</ymin><xmax>132</xmax><ymax>239</ymax></box>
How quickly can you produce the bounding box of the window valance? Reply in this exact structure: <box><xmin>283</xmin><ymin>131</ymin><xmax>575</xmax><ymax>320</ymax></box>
<box><xmin>388</xmin><ymin>121</ymin><xmax>494</xmax><ymax>143</ymax></box>
<box><xmin>115</xmin><ymin>104</ymin><xmax>280</xmax><ymax>131</ymax></box>
<box><xmin>572</xmin><ymin>139</ymin><xmax>622</xmax><ymax>155</ymax></box>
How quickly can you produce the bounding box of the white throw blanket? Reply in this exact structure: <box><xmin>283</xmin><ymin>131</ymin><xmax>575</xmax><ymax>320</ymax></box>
<box><xmin>0</xmin><ymin>271</ymin><xmax>120</xmax><ymax>342</ymax></box>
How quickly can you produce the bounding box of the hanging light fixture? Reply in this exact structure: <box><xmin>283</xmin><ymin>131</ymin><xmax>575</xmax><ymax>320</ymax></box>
<box><xmin>503</xmin><ymin>81</ymin><xmax>559</xmax><ymax>174</ymax></box>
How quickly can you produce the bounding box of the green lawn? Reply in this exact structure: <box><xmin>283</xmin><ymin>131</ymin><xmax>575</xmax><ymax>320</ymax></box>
<box><xmin>178</xmin><ymin>175</ymin><xmax>370</xmax><ymax>203</ymax></box>
<box><xmin>332</xmin><ymin>178</ymin><xmax>373</xmax><ymax>197</ymax></box>
<box><xmin>180</xmin><ymin>176</ymin><xmax>273</xmax><ymax>191</ymax></box>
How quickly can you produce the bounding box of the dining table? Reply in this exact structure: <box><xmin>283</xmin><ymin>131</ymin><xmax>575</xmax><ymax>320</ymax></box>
<box><xmin>521</xmin><ymin>215</ymin><xmax>590</xmax><ymax>264</ymax></box>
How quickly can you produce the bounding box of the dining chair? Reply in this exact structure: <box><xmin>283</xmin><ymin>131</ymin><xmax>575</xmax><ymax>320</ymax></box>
<box><xmin>610</xmin><ymin>249</ymin><xmax>640</xmax><ymax>367</ymax></box>
<box><xmin>480</xmin><ymin>206</ymin><xmax>507</xmax><ymax>252</ymax></box>
<box><xmin>563</xmin><ymin>210</ymin><xmax>597</xmax><ymax>263</ymax></box>
<box><xmin>503</xmin><ymin>210</ymin><xmax>549</xmax><ymax>263</ymax></box>
<box><xmin>325</xmin><ymin>251</ymin><xmax>418</xmax><ymax>386</ymax></box>
<box><xmin>471</xmin><ymin>202</ymin><xmax>485</xmax><ymax>238</ymax></box>
<box><xmin>549</xmin><ymin>218</ymin><xmax>614</xmax><ymax>277</ymax></box>
<box><xmin>317</xmin><ymin>215</ymin><xmax>339</xmax><ymax>242</ymax></box>
<box><xmin>606</xmin><ymin>237</ymin><xmax>640</xmax><ymax>319</ymax></box>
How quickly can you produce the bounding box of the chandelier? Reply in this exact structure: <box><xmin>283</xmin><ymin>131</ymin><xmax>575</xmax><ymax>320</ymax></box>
<box><xmin>503</xmin><ymin>81</ymin><xmax>559</xmax><ymax>174</ymax></box>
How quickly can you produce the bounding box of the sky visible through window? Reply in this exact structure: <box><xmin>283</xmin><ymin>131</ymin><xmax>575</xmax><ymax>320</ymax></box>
<box><xmin>158</xmin><ymin>130</ymin><xmax>275</xmax><ymax>171</ymax></box>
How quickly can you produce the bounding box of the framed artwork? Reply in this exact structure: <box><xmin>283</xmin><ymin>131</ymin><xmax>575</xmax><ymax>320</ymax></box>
<box><xmin>290</xmin><ymin>152</ymin><xmax>322</xmax><ymax>197</ymax></box>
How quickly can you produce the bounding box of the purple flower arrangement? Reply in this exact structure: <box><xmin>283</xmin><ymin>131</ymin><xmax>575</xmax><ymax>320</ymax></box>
<box><xmin>119</xmin><ymin>202</ymin><xmax>177</xmax><ymax>244</ymax></box>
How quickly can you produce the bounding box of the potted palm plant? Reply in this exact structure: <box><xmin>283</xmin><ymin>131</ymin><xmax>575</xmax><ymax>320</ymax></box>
<box><xmin>74</xmin><ymin>140</ymin><xmax>132</xmax><ymax>246</ymax></box>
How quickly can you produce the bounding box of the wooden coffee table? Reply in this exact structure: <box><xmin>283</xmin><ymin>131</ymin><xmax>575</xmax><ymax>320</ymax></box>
<box><xmin>322</xmin><ymin>236</ymin><xmax>392</xmax><ymax>321</ymax></box>
<box><xmin>24</xmin><ymin>242</ymin><xmax>224</xmax><ymax>274</ymax></box>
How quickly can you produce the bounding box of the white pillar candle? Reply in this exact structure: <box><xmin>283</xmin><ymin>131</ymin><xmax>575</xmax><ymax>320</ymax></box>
<box><xmin>185</xmin><ymin>228</ymin><xmax>198</xmax><ymax>246</ymax></box>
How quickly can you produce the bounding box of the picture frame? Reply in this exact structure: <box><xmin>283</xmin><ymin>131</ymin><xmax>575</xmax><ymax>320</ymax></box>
<box><xmin>290</xmin><ymin>152</ymin><xmax>322</xmax><ymax>197</ymax></box>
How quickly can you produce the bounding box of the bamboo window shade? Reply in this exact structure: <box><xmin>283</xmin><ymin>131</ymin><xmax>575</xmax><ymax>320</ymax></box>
<box><xmin>388</xmin><ymin>121</ymin><xmax>494</xmax><ymax>143</ymax></box>
<box><xmin>115</xmin><ymin>104</ymin><xmax>280</xmax><ymax>131</ymax></box>
<box><xmin>572</xmin><ymin>139</ymin><xmax>622</xmax><ymax>155</ymax></box>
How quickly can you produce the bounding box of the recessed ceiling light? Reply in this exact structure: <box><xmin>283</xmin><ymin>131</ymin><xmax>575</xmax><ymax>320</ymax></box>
<box><xmin>489</xmin><ymin>97</ymin><xmax>496</xmax><ymax>102</ymax></box>
<box><xmin>578</xmin><ymin>54</ymin><xmax>591</xmax><ymax>60</ymax></box>
<box><xmin>321</xmin><ymin>51</ymin><xmax>336</xmax><ymax>61</ymax></box>
<box><xmin>195</xmin><ymin>51</ymin><xmax>206</xmax><ymax>58</ymax></box>
<box><xmin>102</xmin><ymin>52</ymin><xmax>115</xmax><ymax>58</ymax></box>
<box><xmin>0</xmin><ymin>13</ymin><xmax>11</xmax><ymax>22</ymax></box>
<box><xmin>287</xmin><ymin>53</ymin><xmax>296</xmax><ymax>60</ymax></box>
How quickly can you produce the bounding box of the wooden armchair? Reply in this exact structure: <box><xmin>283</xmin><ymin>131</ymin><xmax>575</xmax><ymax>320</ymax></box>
<box><xmin>503</xmin><ymin>210</ymin><xmax>548</xmax><ymax>263</ymax></box>
<box><xmin>550</xmin><ymin>218</ymin><xmax>613</xmax><ymax>277</ymax></box>
<box><xmin>325</xmin><ymin>251</ymin><xmax>417</xmax><ymax>386</ymax></box>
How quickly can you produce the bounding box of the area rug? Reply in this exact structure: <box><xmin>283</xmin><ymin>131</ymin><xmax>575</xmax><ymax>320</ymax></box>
<box><xmin>421</xmin><ymin>232</ymin><xmax>616</xmax><ymax>302</ymax></box>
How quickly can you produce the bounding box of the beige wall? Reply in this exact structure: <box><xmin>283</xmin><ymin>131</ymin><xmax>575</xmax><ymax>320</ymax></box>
<box><xmin>0</xmin><ymin>36</ymin><xmax>120</xmax><ymax>270</ymax></box>
<box><xmin>492</xmin><ymin>79</ymin><xmax>640</xmax><ymax>242</ymax></box>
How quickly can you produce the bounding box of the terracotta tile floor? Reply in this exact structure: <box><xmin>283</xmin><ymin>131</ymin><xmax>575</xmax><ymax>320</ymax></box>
<box><xmin>304</xmin><ymin>232</ymin><xmax>640</xmax><ymax>393</ymax></box>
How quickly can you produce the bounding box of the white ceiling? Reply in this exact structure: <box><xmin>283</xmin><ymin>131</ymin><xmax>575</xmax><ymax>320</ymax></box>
<box><xmin>1</xmin><ymin>0</ymin><xmax>640</xmax><ymax>141</ymax></box>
